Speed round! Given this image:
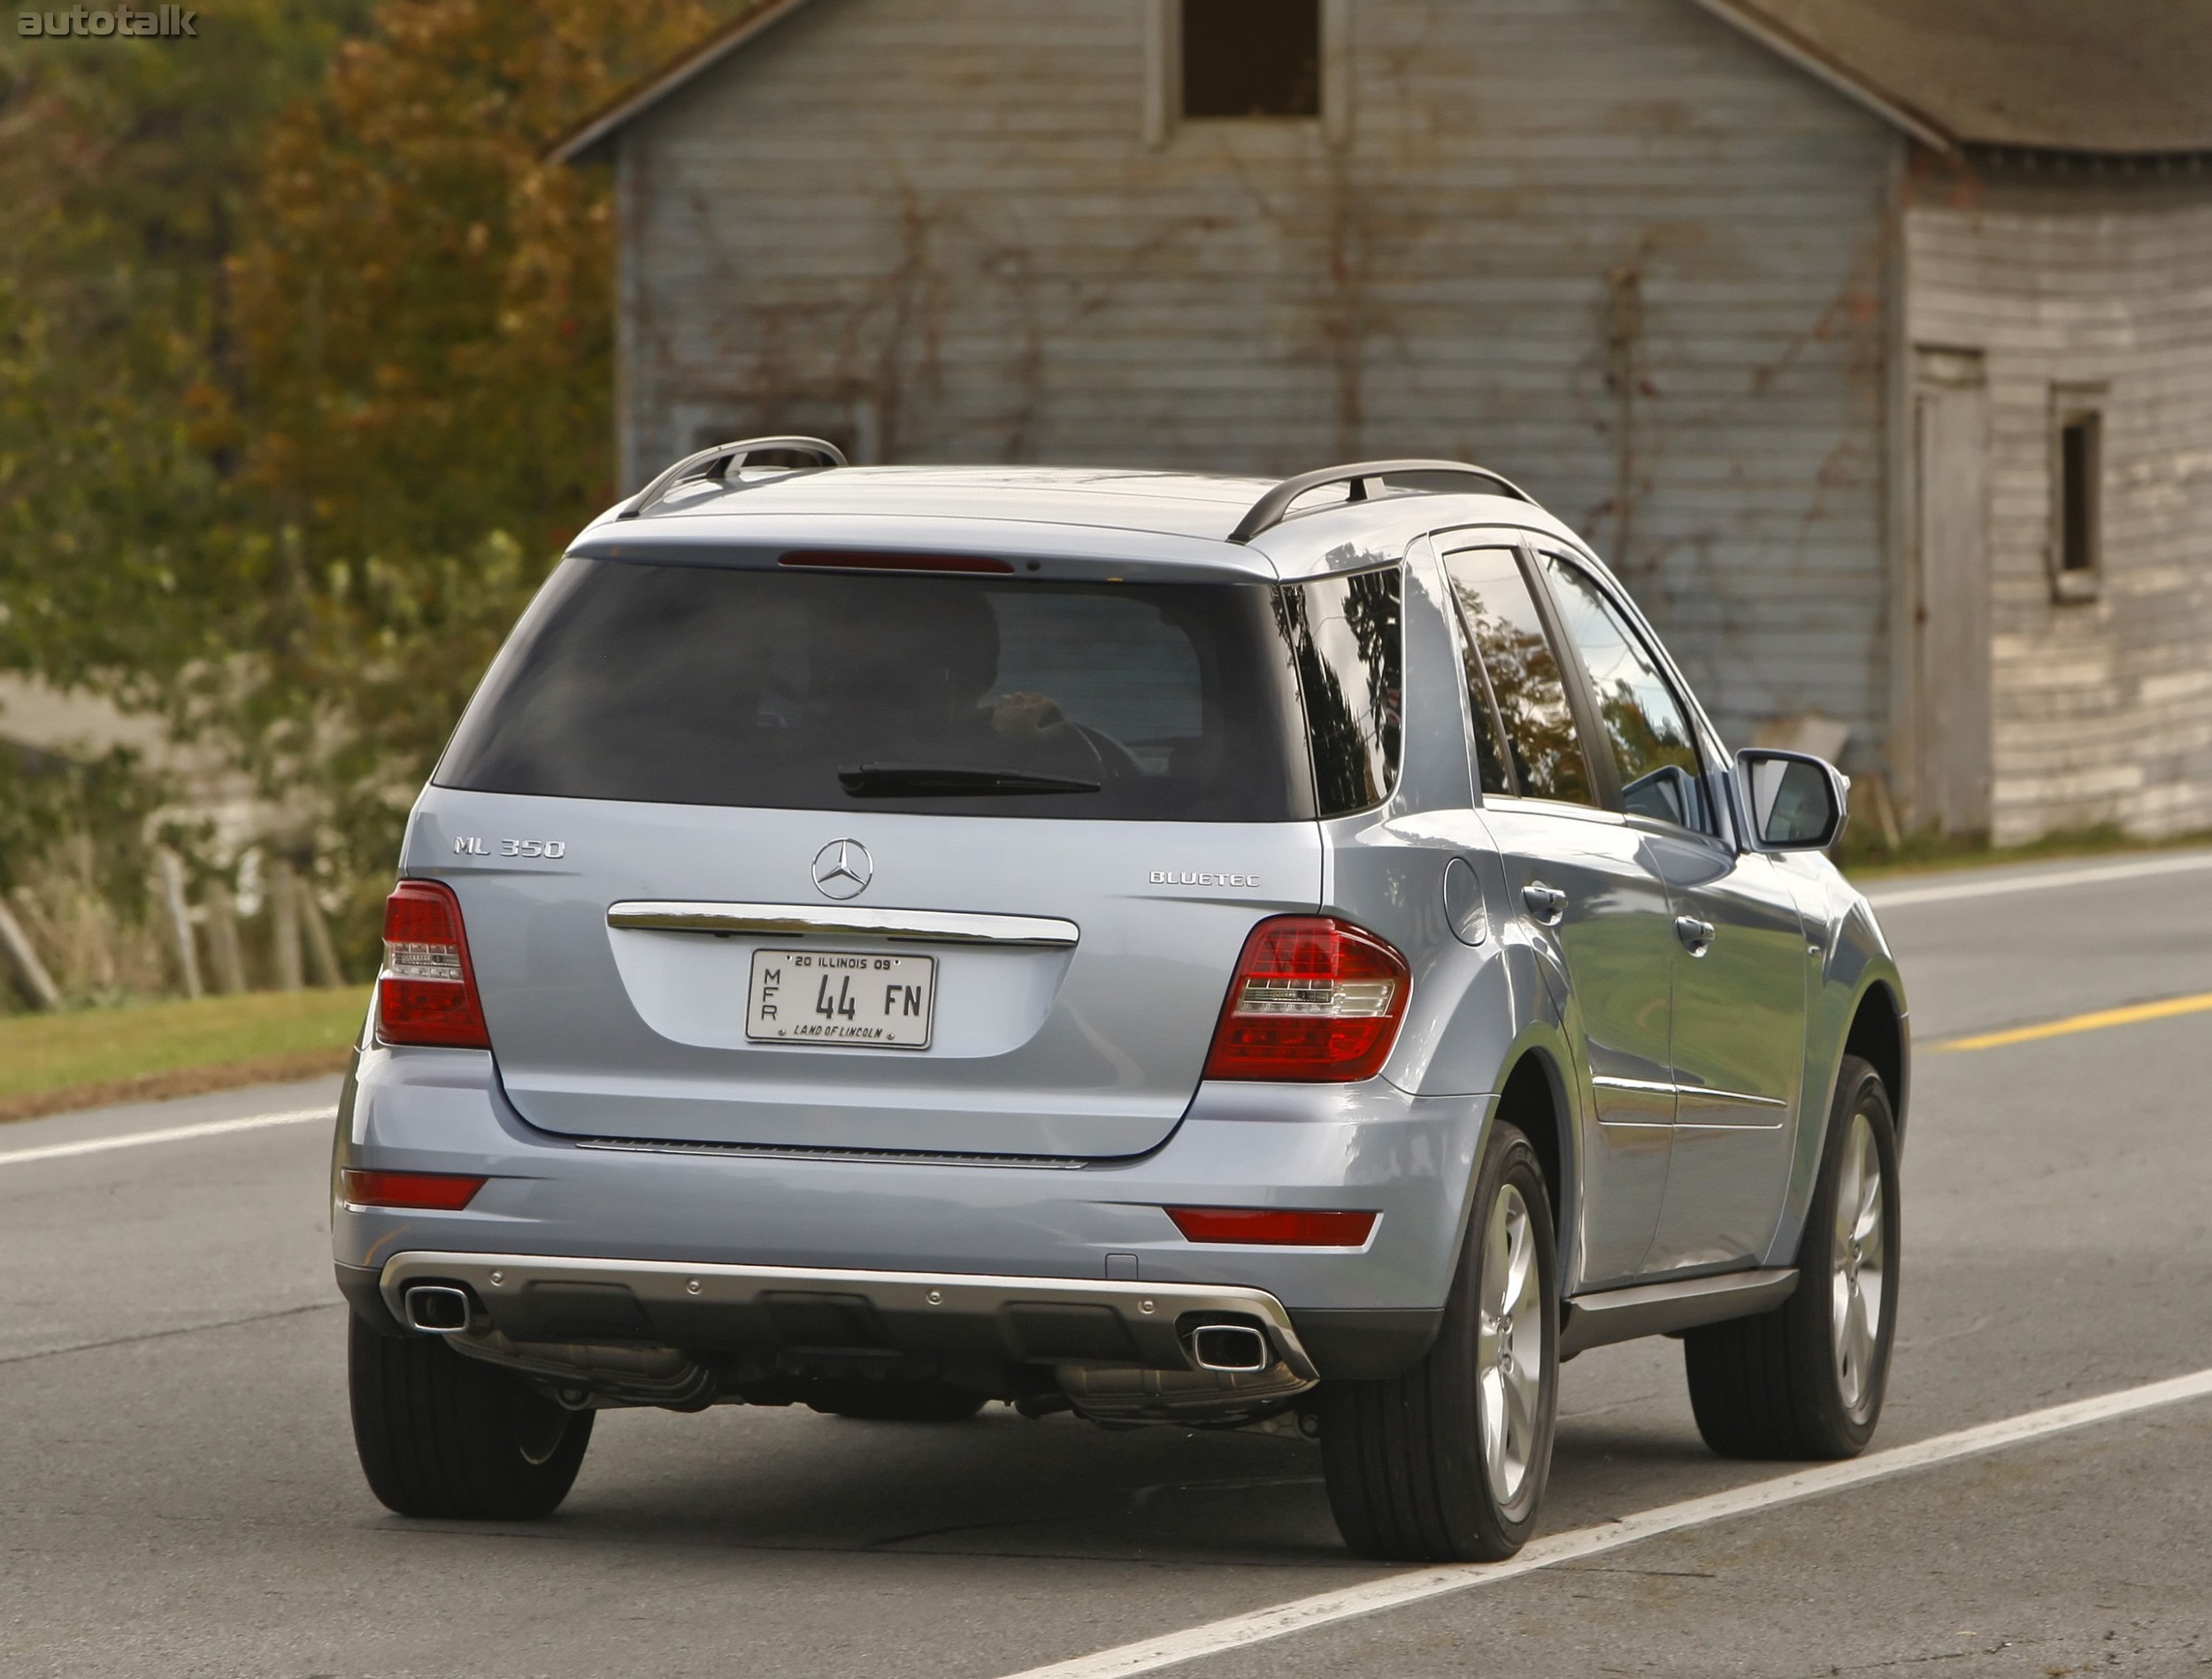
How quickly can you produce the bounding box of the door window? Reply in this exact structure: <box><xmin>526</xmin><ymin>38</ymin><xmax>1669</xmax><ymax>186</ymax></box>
<box><xmin>1543</xmin><ymin>559</ymin><xmax>1709</xmax><ymax>832</ymax></box>
<box><xmin>1439</xmin><ymin>546</ymin><xmax>1594</xmax><ymax>806</ymax></box>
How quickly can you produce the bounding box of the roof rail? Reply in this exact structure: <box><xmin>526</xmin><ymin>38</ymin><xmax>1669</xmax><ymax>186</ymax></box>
<box><xmin>618</xmin><ymin>434</ymin><xmax>849</xmax><ymax>520</ymax></box>
<box><xmin>1225</xmin><ymin>458</ymin><xmax>1532</xmax><ymax>545</ymax></box>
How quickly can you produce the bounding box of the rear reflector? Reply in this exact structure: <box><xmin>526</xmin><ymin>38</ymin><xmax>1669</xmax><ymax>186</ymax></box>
<box><xmin>1202</xmin><ymin>916</ymin><xmax>1411</xmax><ymax>1082</ymax></box>
<box><xmin>779</xmin><ymin>549</ymin><xmax>1017</xmax><ymax>574</ymax></box>
<box><xmin>378</xmin><ymin>879</ymin><xmax>491</xmax><ymax>1049</ymax></box>
<box><xmin>340</xmin><ymin>1169</ymin><xmax>487</xmax><ymax>1211</ymax></box>
<box><xmin>1168</xmin><ymin>1207</ymin><xmax>1379</xmax><ymax>1246</ymax></box>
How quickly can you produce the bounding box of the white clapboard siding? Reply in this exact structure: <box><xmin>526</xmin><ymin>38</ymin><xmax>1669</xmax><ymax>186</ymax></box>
<box><xmin>613</xmin><ymin>0</ymin><xmax>1898</xmax><ymax>755</ymax></box>
<box><xmin>1908</xmin><ymin>172</ymin><xmax>2212</xmax><ymax>843</ymax></box>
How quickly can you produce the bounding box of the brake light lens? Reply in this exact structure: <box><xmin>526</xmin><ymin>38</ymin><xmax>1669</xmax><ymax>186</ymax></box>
<box><xmin>339</xmin><ymin>1169</ymin><xmax>487</xmax><ymax>1211</ymax></box>
<box><xmin>1202</xmin><ymin>916</ymin><xmax>1411</xmax><ymax>1082</ymax></box>
<box><xmin>779</xmin><ymin>549</ymin><xmax>1016</xmax><ymax>574</ymax></box>
<box><xmin>378</xmin><ymin>880</ymin><xmax>491</xmax><ymax>1049</ymax></box>
<box><xmin>1167</xmin><ymin>1207</ymin><xmax>1379</xmax><ymax>1246</ymax></box>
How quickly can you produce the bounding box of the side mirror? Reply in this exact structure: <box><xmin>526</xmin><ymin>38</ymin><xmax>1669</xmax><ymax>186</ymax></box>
<box><xmin>1734</xmin><ymin>749</ymin><xmax>1848</xmax><ymax>852</ymax></box>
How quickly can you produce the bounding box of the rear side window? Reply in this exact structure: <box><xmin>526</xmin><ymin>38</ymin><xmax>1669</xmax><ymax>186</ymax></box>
<box><xmin>1279</xmin><ymin>566</ymin><xmax>1402</xmax><ymax>817</ymax></box>
<box><xmin>436</xmin><ymin>559</ymin><xmax>1399</xmax><ymax>823</ymax></box>
<box><xmin>1439</xmin><ymin>546</ymin><xmax>1594</xmax><ymax>806</ymax></box>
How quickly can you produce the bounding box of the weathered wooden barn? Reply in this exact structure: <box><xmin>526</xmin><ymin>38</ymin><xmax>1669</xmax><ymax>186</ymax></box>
<box><xmin>554</xmin><ymin>0</ymin><xmax>2212</xmax><ymax>844</ymax></box>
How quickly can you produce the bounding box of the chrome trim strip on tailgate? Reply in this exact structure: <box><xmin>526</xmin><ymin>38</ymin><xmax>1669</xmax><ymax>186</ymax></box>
<box><xmin>607</xmin><ymin>901</ymin><xmax>1080</xmax><ymax>947</ymax></box>
<box><xmin>379</xmin><ymin>1251</ymin><xmax>1318</xmax><ymax>1381</ymax></box>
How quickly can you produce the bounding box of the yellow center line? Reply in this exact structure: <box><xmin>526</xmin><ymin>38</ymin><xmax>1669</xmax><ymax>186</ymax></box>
<box><xmin>1927</xmin><ymin>990</ymin><xmax>2212</xmax><ymax>1053</ymax></box>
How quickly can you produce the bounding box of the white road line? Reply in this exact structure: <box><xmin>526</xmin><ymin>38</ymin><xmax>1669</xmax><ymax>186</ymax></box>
<box><xmin>1000</xmin><ymin>1364</ymin><xmax>2212</xmax><ymax>1679</ymax></box>
<box><xmin>1864</xmin><ymin>848</ymin><xmax>2212</xmax><ymax>909</ymax></box>
<box><xmin>0</xmin><ymin>1107</ymin><xmax>331</xmax><ymax>1169</ymax></box>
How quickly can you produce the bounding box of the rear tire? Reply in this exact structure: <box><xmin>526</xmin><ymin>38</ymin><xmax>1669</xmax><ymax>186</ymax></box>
<box><xmin>1321</xmin><ymin>1121</ymin><xmax>1560</xmax><ymax>1561</ymax></box>
<box><xmin>808</xmin><ymin>1381</ymin><xmax>987</xmax><ymax>1422</ymax></box>
<box><xmin>1683</xmin><ymin>1054</ymin><xmax>1901</xmax><ymax>1460</ymax></box>
<box><xmin>349</xmin><ymin>1316</ymin><xmax>593</xmax><ymax>1519</ymax></box>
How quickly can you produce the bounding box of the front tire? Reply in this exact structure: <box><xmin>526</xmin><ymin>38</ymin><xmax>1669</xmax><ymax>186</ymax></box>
<box><xmin>349</xmin><ymin>1316</ymin><xmax>594</xmax><ymax>1519</ymax></box>
<box><xmin>1683</xmin><ymin>1054</ymin><xmax>1901</xmax><ymax>1459</ymax></box>
<box><xmin>1321</xmin><ymin>1121</ymin><xmax>1560</xmax><ymax>1561</ymax></box>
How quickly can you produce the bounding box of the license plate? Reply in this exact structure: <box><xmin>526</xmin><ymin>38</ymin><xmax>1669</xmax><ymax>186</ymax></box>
<box><xmin>746</xmin><ymin>948</ymin><xmax>935</xmax><ymax>1048</ymax></box>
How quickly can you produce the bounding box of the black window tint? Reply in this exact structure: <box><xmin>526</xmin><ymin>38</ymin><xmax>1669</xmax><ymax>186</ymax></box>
<box><xmin>437</xmin><ymin>559</ymin><xmax>1310</xmax><ymax>821</ymax></box>
<box><xmin>1279</xmin><ymin>567</ymin><xmax>1402</xmax><ymax>816</ymax></box>
<box><xmin>1544</xmin><ymin>559</ymin><xmax>1708</xmax><ymax>832</ymax></box>
<box><xmin>1439</xmin><ymin>547</ymin><xmax>1593</xmax><ymax>806</ymax></box>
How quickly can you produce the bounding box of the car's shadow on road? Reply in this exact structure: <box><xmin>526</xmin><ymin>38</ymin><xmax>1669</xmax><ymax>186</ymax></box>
<box><xmin>446</xmin><ymin>1376</ymin><xmax>1770</xmax><ymax>1569</ymax></box>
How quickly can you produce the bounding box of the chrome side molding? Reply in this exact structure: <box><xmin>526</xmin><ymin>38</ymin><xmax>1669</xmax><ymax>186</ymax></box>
<box><xmin>1560</xmin><ymin>1266</ymin><xmax>1798</xmax><ymax>1358</ymax></box>
<box><xmin>606</xmin><ymin>901</ymin><xmax>1079</xmax><ymax>948</ymax></box>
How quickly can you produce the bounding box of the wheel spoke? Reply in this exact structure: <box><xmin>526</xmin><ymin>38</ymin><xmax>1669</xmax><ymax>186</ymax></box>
<box><xmin>1502</xmin><ymin>1215</ymin><xmax>1535</xmax><ymax>1317</ymax></box>
<box><xmin>1479</xmin><ymin>1365</ymin><xmax>1506</xmax><ymax>1473</ymax></box>
<box><xmin>1858</xmin><ymin>1265</ymin><xmax>1885</xmax><ymax>1342</ymax></box>
<box><xmin>1502</xmin><ymin>1361</ymin><xmax>1537</xmax><ymax>1478</ymax></box>
<box><xmin>1853</xmin><ymin>1133</ymin><xmax>1883</xmax><ymax>1247</ymax></box>
<box><xmin>1475</xmin><ymin>1180</ymin><xmax>1546</xmax><ymax>1508</ymax></box>
<box><xmin>1482</xmin><ymin>1212</ymin><xmax>1510</xmax><ymax>1319</ymax></box>
<box><xmin>1832</xmin><ymin>1143</ymin><xmax>1863</xmax><ymax>1257</ymax></box>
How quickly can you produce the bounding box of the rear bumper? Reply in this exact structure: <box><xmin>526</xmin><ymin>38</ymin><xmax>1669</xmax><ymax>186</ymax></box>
<box><xmin>332</xmin><ymin>1043</ymin><xmax>1491</xmax><ymax>1376</ymax></box>
<box><xmin>363</xmin><ymin>1249</ymin><xmax>1321</xmax><ymax>1379</ymax></box>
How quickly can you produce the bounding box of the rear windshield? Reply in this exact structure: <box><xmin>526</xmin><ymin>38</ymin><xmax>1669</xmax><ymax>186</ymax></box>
<box><xmin>434</xmin><ymin>558</ymin><xmax>1402</xmax><ymax>822</ymax></box>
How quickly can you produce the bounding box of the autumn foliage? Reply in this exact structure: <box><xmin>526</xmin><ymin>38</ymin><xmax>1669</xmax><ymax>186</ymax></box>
<box><xmin>218</xmin><ymin>0</ymin><xmax>723</xmax><ymax>845</ymax></box>
<box><xmin>1</xmin><ymin>0</ymin><xmax>726</xmax><ymax>916</ymax></box>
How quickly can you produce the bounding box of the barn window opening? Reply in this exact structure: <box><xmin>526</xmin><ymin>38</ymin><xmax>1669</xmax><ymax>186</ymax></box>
<box><xmin>2050</xmin><ymin>392</ymin><xmax>2104</xmax><ymax>600</ymax></box>
<box><xmin>2058</xmin><ymin>416</ymin><xmax>2098</xmax><ymax>571</ymax></box>
<box><xmin>1181</xmin><ymin>0</ymin><xmax>1321</xmax><ymax>119</ymax></box>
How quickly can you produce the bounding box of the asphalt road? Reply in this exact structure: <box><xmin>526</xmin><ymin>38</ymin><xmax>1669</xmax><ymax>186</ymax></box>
<box><xmin>5</xmin><ymin>848</ymin><xmax>2212</xmax><ymax>1677</ymax></box>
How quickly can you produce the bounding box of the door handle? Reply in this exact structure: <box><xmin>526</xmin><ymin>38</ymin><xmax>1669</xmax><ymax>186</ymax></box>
<box><xmin>1521</xmin><ymin>882</ymin><xmax>1568</xmax><ymax>926</ymax></box>
<box><xmin>1674</xmin><ymin>915</ymin><xmax>1716</xmax><ymax>956</ymax></box>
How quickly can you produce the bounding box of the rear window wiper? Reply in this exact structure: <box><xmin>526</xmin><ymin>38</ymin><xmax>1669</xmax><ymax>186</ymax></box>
<box><xmin>838</xmin><ymin>763</ymin><xmax>1102</xmax><ymax>797</ymax></box>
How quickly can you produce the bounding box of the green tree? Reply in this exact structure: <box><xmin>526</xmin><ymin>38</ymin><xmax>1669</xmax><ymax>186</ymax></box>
<box><xmin>0</xmin><ymin>1</ymin><xmax>364</xmax><ymax>693</ymax></box>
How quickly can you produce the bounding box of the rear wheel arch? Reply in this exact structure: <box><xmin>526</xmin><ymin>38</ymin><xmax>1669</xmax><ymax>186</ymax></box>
<box><xmin>1491</xmin><ymin>1048</ymin><xmax>1571</xmax><ymax>1243</ymax></box>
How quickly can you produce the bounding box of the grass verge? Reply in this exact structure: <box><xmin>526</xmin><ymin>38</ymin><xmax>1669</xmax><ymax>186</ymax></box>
<box><xmin>1839</xmin><ymin>823</ymin><xmax>2212</xmax><ymax>883</ymax></box>
<box><xmin>0</xmin><ymin>987</ymin><xmax>370</xmax><ymax>1123</ymax></box>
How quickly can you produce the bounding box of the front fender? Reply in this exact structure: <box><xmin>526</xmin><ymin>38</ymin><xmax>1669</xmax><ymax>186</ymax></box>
<box><xmin>1766</xmin><ymin>862</ymin><xmax>1909</xmax><ymax>1268</ymax></box>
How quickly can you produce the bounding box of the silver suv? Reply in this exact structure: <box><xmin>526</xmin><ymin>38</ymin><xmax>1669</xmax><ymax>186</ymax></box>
<box><xmin>334</xmin><ymin>443</ymin><xmax>1909</xmax><ymax>1561</ymax></box>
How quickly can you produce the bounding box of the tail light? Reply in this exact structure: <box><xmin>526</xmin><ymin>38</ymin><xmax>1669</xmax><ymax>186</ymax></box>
<box><xmin>1167</xmin><ymin>1207</ymin><xmax>1379</xmax><ymax>1246</ymax></box>
<box><xmin>340</xmin><ymin>1169</ymin><xmax>487</xmax><ymax>1211</ymax></box>
<box><xmin>1202</xmin><ymin>916</ymin><xmax>1411</xmax><ymax>1082</ymax></box>
<box><xmin>378</xmin><ymin>880</ymin><xmax>491</xmax><ymax>1049</ymax></box>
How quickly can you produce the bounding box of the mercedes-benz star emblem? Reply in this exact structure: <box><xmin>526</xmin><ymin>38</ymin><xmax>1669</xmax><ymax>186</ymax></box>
<box><xmin>810</xmin><ymin>839</ymin><xmax>872</xmax><ymax>901</ymax></box>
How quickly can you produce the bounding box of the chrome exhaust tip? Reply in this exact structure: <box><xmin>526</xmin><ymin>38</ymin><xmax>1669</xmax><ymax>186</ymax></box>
<box><xmin>1187</xmin><ymin>1322</ymin><xmax>1271</xmax><ymax>1374</ymax></box>
<box><xmin>403</xmin><ymin>1284</ymin><xmax>474</xmax><ymax>1334</ymax></box>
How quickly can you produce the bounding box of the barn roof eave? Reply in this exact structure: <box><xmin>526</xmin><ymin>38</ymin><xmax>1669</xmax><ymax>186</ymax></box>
<box><xmin>549</xmin><ymin>0</ymin><xmax>2212</xmax><ymax>169</ymax></box>
<box><xmin>543</xmin><ymin>0</ymin><xmax>823</xmax><ymax>166</ymax></box>
<box><xmin>1689</xmin><ymin>0</ymin><xmax>1955</xmax><ymax>152</ymax></box>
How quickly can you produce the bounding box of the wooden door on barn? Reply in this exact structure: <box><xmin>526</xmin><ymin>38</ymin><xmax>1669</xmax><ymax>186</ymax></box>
<box><xmin>1909</xmin><ymin>346</ymin><xmax>1993</xmax><ymax>836</ymax></box>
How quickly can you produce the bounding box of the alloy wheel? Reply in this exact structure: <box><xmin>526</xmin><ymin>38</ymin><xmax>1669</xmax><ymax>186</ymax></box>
<box><xmin>1477</xmin><ymin>1182</ymin><xmax>1545</xmax><ymax>1513</ymax></box>
<box><xmin>1829</xmin><ymin>1108</ymin><xmax>1886</xmax><ymax>1419</ymax></box>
